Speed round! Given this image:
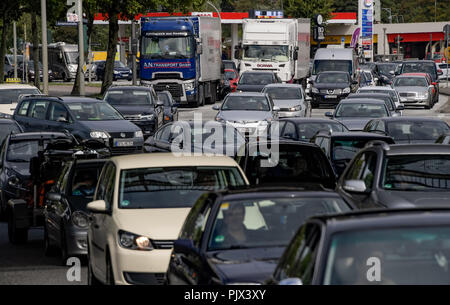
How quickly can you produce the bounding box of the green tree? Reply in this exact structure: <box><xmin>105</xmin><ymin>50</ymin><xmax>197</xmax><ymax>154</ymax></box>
<box><xmin>333</xmin><ymin>0</ymin><xmax>358</xmax><ymax>13</ymax></box>
<box><xmin>285</xmin><ymin>0</ymin><xmax>334</xmax><ymax>21</ymax></box>
<box><xmin>0</xmin><ymin>0</ymin><xmax>22</xmax><ymax>83</ymax></box>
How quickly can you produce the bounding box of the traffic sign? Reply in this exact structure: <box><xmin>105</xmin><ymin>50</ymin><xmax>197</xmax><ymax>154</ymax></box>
<box><xmin>444</xmin><ymin>24</ymin><xmax>450</xmax><ymax>41</ymax></box>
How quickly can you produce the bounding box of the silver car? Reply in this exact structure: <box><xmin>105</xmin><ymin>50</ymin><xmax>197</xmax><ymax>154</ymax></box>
<box><xmin>213</xmin><ymin>92</ymin><xmax>279</xmax><ymax>137</ymax></box>
<box><xmin>262</xmin><ymin>84</ymin><xmax>311</xmax><ymax>118</ymax></box>
<box><xmin>392</xmin><ymin>75</ymin><xmax>434</xmax><ymax>109</ymax></box>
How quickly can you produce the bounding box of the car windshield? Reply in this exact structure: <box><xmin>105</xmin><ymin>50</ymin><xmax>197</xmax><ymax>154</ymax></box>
<box><xmin>0</xmin><ymin>88</ymin><xmax>41</xmax><ymax>104</ymax></box>
<box><xmin>295</xmin><ymin>122</ymin><xmax>348</xmax><ymax>141</ymax></box>
<box><xmin>27</xmin><ymin>61</ymin><xmax>43</xmax><ymax>69</ymax></box>
<box><xmin>359</xmin><ymin>89</ymin><xmax>399</xmax><ymax>104</ymax></box>
<box><xmin>316</xmin><ymin>73</ymin><xmax>349</xmax><ymax>83</ymax></box>
<box><xmin>377</xmin><ymin>64</ymin><xmax>396</xmax><ymax>75</ymax></box>
<box><xmin>349</xmin><ymin>96</ymin><xmax>394</xmax><ymax>111</ymax></box>
<box><xmin>332</xmin><ymin>139</ymin><xmax>375</xmax><ymax>161</ymax></box>
<box><xmin>393</xmin><ymin>77</ymin><xmax>427</xmax><ymax>87</ymax></box>
<box><xmin>65</xmin><ymin>52</ymin><xmax>79</xmax><ymax>64</ymax></box>
<box><xmin>6</xmin><ymin>140</ymin><xmax>38</xmax><ymax>163</ymax></box>
<box><xmin>142</xmin><ymin>35</ymin><xmax>194</xmax><ymax>59</ymax></box>
<box><xmin>382</xmin><ymin>155</ymin><xmax>450</xmax><ymax>191</ymax></box>
<box><xmin>104</xmin><ymin>90</ymin><xmax>153</xmax><ymax>105</ymax></box>
<box><xmin>67</xmin><ymin>102</ymin><xmax>123</xmax><ymax>121</ymax></box>
<box><xmin>224</xmin><ymin>71</ymin><xmax>237</xmax><ymax>80</ymax></box>
<box><xmin>243</xmin><ymin>45</ymin><xmax>289</xmax><ymax>62</ymax></box>
<box><xmin>335</xmin><ymin>103</ymin><xmax>388</xmax><ymax>118</ymax></box>
<box><xmin>114</xmin><ymin>61</ymin><xmax>126</xmax><ymax>68</ymax></box>
<box><xmin>222</xmin><ymin>96</ymin><xmax>270</xmax><ymax>111</ymax></box>
<box><xmin>118</xmin><ymin>167</ymin><xmax>246</xmax><ymax>209</ymax></box>
<box><xmin>402</xmin><ymin>62</ymin><xmax>436</xmax><ymax>76</ymax></box>
<box><xmin>208</xmin><ymin>197</ymin><xmax>349</xmax><ymax>251</ymax></box>
<box><xmin>386</xmin><ymin>121</ymin><xmax>450</xmax><ymax>142</ymax></box>
<box><xmin>324</xmin><ymin>226</ymin><xmax>450</xmax><ymax>284</ymax></box>
<box><xmin>313</xmin><ymin>60</ymin><xmax>352</xmax><ymax>75</ymax></box>
<box><xmin>70</xmin><ymin>166</ymin><xmax>104</xmax><ymax>201</ymax></box>
<box><xmin>263</xmin><ymin>87</ymin><xmax>302</xmax><ymax>100</ymax></box>
<box><xmin>239</xmin><ymin>73</ymin><xmax>274</xmax><ymax>85</ymax></box>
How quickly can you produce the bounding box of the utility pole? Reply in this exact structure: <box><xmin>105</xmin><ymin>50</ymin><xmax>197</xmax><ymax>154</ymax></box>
<box><xmin>77</xmin><ymin>0</ymin><xmax>85</xmax><ymax>95</ymax></box>
<box><xmin>41</xmin><ymin>0</ymin><xmax>49</xmax><ymax>94</ymax></box>
<box><xmin>13</xmin><ymin>22</ymin><xmax>17</xmax><ymax>79</ymax></box>
<box><xmin>24</xmin><ymin>23</ymin><xmax>27</xmax><ymax>83</ymax></box>
<box><xmin>397</xmin><ymin>34</ymin><xmax>400</xmax><ymax>56</ymax></box>
<box><xmin>383</xmin><ymin>27</ymin><xmax>387</xmax><ymax>55</ymax></box>
<box><xmin>131</xmin><ymin>20</ymin><xmax>137</xmax><ymax>85</ymax></box>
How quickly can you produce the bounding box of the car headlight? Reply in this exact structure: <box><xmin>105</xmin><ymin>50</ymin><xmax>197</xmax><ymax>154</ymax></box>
<box><xmin>290</xmin><ymin>105</ymin><xmax>301</xmax><ymax>111</ymax></box>
<box><xmin>114</xmin><ymin>71</ymin><xmax>119</xmax><ymax>75</ymax></box>
<box><xmin>71</xmin><ymin>211</ymin><xmax>89</xmax><ymax>229</ymax></box>
<box><xmin>90</xmin><ymin>131</ymin><xmax>110</xmax><ymax>139</ymax></box>
<box><xmin>29</xmin><ymin>70</ymin><xmax>35</xmax><ymax>74</ymax></box>
<box><xmin>185</xmin><ymin>82</ymin><xmax>194</xmax><ymax>91</ymax></box>
<box><xmin>134</xmin><ymin>130</ymin><xmax>143</xmax><ymax>138</ymax></box>
<box><xmin>215</xmin><ymin>116</ymin><xmax>224</xmax><ymax>122</ymax></box>
<box><xmin>311</xmin><ymin>87</ymin><xmax>319</xmax><ymax>93</ymax></box>
<box><xmin>139</xmin><ymin>114</ymin><xmax>154</xmax><ymax>120</ymax></box>
<box><xmin>418</xmin><ymin>92</ymin><xmax>428</xmax><ymax>98</ymax></box>
<box><xmin>118</xmin><ymin>230</ymin><xmax>154</xmax><ymax>251</ymax></box>
<box><xmin>343</xmin><ymin>87</ymin><xmax>351</xmax><ymax>94</ymax></box>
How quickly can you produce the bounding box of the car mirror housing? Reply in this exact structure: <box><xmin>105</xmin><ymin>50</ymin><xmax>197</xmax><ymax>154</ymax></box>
<box><xmin>212</xmin><ymin>105</ymin><xmax>220</xmax><ymax>111</ymax></box>
<box><xmin>273</xmin><ymin>106</ymin><xmax>280</xmax><ymax>112</ymax></box>
<box><xmin>343</xmin><ymin>180</ymin><xmax>369</xmax><ymax>193</ymax></box>
<box><xmin>396</xmin><ymin>104</ymin><xmax>404</xmax><ymax>111</ymax></box>
<box><xmin>87</xmin><ymin>200</ymin><xmax>108</xmax><ymax>214</ymax></box>
<box><xmin>173</xmin><ymin>238</ymin><xmax>197</xmax><ymax>254</ymax></box>
<box><xmin>325</xmin><ymin>112</ymin><xmax>333</xmax><ymax>117</ymax></box>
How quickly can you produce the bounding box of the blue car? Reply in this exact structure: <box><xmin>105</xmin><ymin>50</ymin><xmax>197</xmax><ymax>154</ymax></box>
<box><xmin>13</xmin><ymin>96</ymin><xmax>144</xmax><ymax>155</ymax></box>
<box><xmin>95</xmin><ymin>60</ymin><xmax>132</xmax><ymax>81</ymax></box>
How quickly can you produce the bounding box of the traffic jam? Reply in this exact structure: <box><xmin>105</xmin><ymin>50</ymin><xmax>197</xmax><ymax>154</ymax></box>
<box><xmin>0</xmin><ymin>10</ymin><xmax>450</xmax><ymax>288</ymax></box>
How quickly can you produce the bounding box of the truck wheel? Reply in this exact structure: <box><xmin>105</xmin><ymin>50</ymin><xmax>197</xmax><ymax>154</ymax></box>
<box><xmin>196</xmin><ymin>85</ymin><xmax>205</xmax><ymax>108</ymax></box>
<box><xmin>7</xmin><ymin>209</ymin><xmax>28</xmax><ymax>244</ymax></box>
<box><xmin>209</xmin><ymin>83</ymin><xmax>217</xmax><ymax>105</ymax></box>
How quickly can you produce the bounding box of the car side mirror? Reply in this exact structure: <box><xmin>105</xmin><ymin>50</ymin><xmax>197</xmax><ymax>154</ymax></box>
<box><xmin>396</xmin><ymin>104</ymin><xmax>404</xmax><ymax>111</ymax></box>
<box><xmin>325</xmin><ymin>112</ymin><xmax>333</xmax><ymax>117</ymax></box>
<box><xmin>343</xmin><ymin>180</ymin><xmax>369</xmax><ymax>193</ymax></box>
<box><xmin>273</xmin><ymin>106</ymin><xmax>280</xmax><ymax>112</ymax></box>
<box><xmin>305</xmin><ymin>96</ymin><xmax>312</xmax><ymax>101</ymax></box>
<box><xmin>279</xmin><ymin>277</ymin><xmax>303</xmax><ymax>285</ymax></box>
<box><xmin>352</xmin><ymin>80</ymin><xmax>358</xmax><ymax>85</ymax></box>
<box><xmin>87</xmin><ymin>200</ymin><xmax>108</xmax><ymax>214</ymax></box>
<box><xmin>389</xmin><ymin>70</ymin><xmax>395</xmax><ymax>75</ymax></box>
<box><xmin>46</xmin><ymin>192</ymin><xmax>62</xmax><ymax>202</ymax></box>
<box><xmin>173</xmin><ymin>238</ymin><xmax>197</xmax><ymax>254</ymax></box>
<box><xmin>212</xmin><ymin>105</ymin><xmax>220</xmax><ymax>111</ymax></box>
<box><xmin>395</xmin><ymin>71</ymin><xmax>400</xmax><ymax>75</ymax></box>
<box><xmin>156</xmin><ymin>101</ymin><xmax>164</xmax><ymax>107</ymax></box>
<box><xmin>57</xmin><ymin>117</ymin><xmax>69</xmax><ymax>123</ymax></box>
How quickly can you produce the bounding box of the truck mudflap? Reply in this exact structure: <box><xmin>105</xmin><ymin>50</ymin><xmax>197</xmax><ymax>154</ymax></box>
<box><xmin>7</xmin><ymin>199</ymin><xmax>32</xmax><ymax>229</ymax></box>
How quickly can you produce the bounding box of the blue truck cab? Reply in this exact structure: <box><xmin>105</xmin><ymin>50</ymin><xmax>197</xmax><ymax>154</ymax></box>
<box><xmin>140</xmin><ymin>16</ymin><xmax>222</xmax><ymax>107</ymax></box>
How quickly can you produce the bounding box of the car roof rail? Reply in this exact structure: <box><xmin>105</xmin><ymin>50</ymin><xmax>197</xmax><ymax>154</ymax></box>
<box><xmin>364</xmin><ymin>140</ymin><xmax>391</xmax><ymax>150</ymax></box>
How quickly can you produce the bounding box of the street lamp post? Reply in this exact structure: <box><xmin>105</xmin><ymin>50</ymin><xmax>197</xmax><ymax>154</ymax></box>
<box><xmin>41</xmin><ymin>0</ymin><xmax>48</xmax><ymax>94</ymax></box>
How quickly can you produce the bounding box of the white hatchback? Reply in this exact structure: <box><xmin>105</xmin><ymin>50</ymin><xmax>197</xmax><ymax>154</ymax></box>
<box><xmin>87</xmin><ymin>153</ymin><xmax>248</xmax><ymax>285</ymax></box>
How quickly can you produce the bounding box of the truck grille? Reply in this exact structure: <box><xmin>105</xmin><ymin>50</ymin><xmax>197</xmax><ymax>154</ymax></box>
<box><xmin>154</xmin><ymin>83</ymin><xmax>183</xmax><ymax>97</ymax></box>
<box><xmin>154</xmin><ymin>73</ymin><xmax>181</xmax><ymax>79</ymax></box>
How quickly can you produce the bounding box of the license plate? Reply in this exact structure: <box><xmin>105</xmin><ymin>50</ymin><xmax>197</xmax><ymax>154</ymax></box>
<box><xmin>122</xmin><ymin>74</ymin><xmax>128</xmax><ymax>76</ymax></box>
<box><xmin>114</xmin><ymin>140</ymin><xmax>133</xmax><ymax>147</ymax></box>
<box><xmin>325</xmin><ymin>95</ymin><xmax>337</xmax><ymax>99</ymax></box>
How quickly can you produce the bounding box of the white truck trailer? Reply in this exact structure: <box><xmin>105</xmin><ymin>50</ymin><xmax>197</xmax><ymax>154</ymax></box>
<box><xmin>238</xmin><ymin>18</ymin><xmax>310</xmax><ymax>84</ymax></box>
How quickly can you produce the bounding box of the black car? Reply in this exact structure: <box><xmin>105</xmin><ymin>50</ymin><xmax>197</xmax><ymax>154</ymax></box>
<box><xmin>167</xmin><ymin>186</ymin><xmax>351</xmax><ymax>285</ymax></box>
<box><xmin>13</xmin><ymin>96</ymin><xmax>144</xmax><ymax>155</ymax></box>
<box><xmin>0</xmin><ymin>118</ymin><xmax>23</xmax><ymax>144</ymax></box>
<box><xmin>8</xmin><ymin>60</ymin><xmax>54</xmax><ymax>82</ymax></box>
<box><xmin>269</xmin><ymin>208</ymin><xmax>450</xmax><ymax>285</ymax></box>
<box><xmin>0</xmin><ymin>132</ymin><xmax>74</xmax><ymax>218</ymax></box>
<box><xmin>144</xmin><ymin>120</ymin><xmax>246</xmax><ymax>157</ymax></box>
<box><xmin>236</xmin><ymin>71</ymin><xmax>281</xmax><ymax>93</ymax></box>
<box><xmin>363</xmin><ymin>117</ymin><xmax>450</xmax><ymax>144</ymax></box>
<box><xmin>103</xmin><ymin>86</ymin><xmax>164</xmax><ymax>137</ymax></box>
<box><xmin>374</xmin><ymin>62</ymin><xmax>398</xmax><ymax>85</ymax></box>
<box><xmin>309</xmin><ymin>71</ymin><xmax>358</xmax><ymax>108</ymax></box>
<box><xmin>336</xmin><ymin>143</ymin><xmax>450</xmax><ymax>209</ymax></box>
<box><xmin>346</xmin><ymin>92</ymin><xmax>402</xmax><ymax>117</ymax></box>
<box><xmin>275</xmin><ymin>118</ymin><xmax>349</xmax><ymax>142</ymax></box>
<box><xmin>44</xmin><ymin>158</ymin><xmax>106</xmax><ymax>265</ymax></box>
<box><xmin>397</xmin><ymin>60</ymin><xmax>442</xmax><ymax>104</ymax></box>
<box><xmin>157</xmin><ymin>91</ymin><xmax>179</xmax><ymax>123</ymax></box>
<box><xmin>237</xmin><ymin>140</ymin><xmax>336</xmax><ymax>189</ymax></box>
<box><xmin>310</xmin><ymin>130</ymin><xmax>395</xmax><ymax>177</ymax></box>
<box><xmin>95</xmin><ymin>60</ymin><xmax>132</xmax><ymax>81</ymax></box>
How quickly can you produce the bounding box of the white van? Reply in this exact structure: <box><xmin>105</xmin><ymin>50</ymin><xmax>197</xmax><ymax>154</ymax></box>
<box><xmin>310</xmin><ymin>48</ymin><xmax>358</xmax><ymax>83</ymax></box>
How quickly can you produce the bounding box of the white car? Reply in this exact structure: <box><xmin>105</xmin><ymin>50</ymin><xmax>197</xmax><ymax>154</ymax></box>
<box><xmin>438</xmin><ymin>63</ymin><xmax>449</xmax><ymax>81</ymax></box>
<box><xmin>356</xmin><ymin>86</ymin><xmax>403</xmax><ymax>115</ymax></box>
<box><xmin>87</xmin><ymin>153</ymin><xmax>249</xmax><ymax>285</ymax></box>
<box><xmin>0</xmin><ymin>84</ymin><xmax>41</xmax><ymax>115</ymax></box>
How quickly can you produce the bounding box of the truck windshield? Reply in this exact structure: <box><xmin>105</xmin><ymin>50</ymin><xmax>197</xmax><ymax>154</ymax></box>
<box><xmin>142</xmin><ymin>35</ymin><xmax>194</xmax><ymax>59</ymax></box>
<box><xmin>313</xmin><ymin>60</ymin><xmax>352</xmax><ymax>75</ymax></box>
<box><xmin>65</xmin><ymin>52</ymin><xmax>79</xmax><ymax>64</ymax></box>
<box><xmin>243</xmin><ymin>45</ymin><xmax>289</xmax><ymax>62</ymax></box>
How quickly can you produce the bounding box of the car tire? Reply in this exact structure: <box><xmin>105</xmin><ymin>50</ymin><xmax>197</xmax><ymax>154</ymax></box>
<box><xmin>44</xmin><ymin>224</ymin><xmax>57</xmax><ymax>257</ymax></box>
<box><xmin>7</xmin><ymin>209</ymin><xmax>28</xmax><ymax>244</ymax></box>
<box><xmin>106</xmin><ymin>254</ymin><xmax>115</xmax><ymax>285</ymax></box>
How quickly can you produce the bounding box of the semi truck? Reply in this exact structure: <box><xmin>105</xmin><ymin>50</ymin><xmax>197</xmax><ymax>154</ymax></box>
<box><xmin>237</xmin><ymin>18</ymin><xmax>310</xmax><ymax>85</ymax></box>
<box><xmin>139</xmin><ymin>16</ymin><xmax>222</xmax><ymax>107</ymax></box>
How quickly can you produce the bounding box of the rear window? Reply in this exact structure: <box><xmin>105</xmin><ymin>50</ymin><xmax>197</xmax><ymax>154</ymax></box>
<box><xmin>0</xmin><ymin>89</ymin><xmax>41</xmax><ymax>104</ymax></box>
<box><xmin>104</xmin><ymin>90</ymin><xmax>153</xmax><ymax>105</ymax></box>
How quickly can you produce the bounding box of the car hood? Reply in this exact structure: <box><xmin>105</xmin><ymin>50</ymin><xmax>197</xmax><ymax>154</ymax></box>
<box><xmin>218</xmin><ymin>110</ymin><xmax>272</xmax><ymax>122</ymax></box>
<box><xmin>112</xmin><ymin>105</ymin><xmax>155</xmax><ymax>116</ymax></box>
<box><xmin>379</xmin><ymin>190</ymin><xmax>450</xmax><ymax>208</ymax></box>
<box><xmin>114</xmin><ymin>208</ymin><xmax>191</xmax><ymax>240</ymax></box>
<box><xmin>80</xmin><ymin>120</ymin><xmax>141</xmax><ymax>132</ymax></box>
<box><xmin>207</xmin><ymin>247</ymin><xmax>284</xmax><ymax>284</ymax></box>
<box><xmin>394</xmin><ymin>86</ymin><xmax>427</xmax><ymax>93</ymax></box>
<box><xmin>273</xmin><ymin>99</ymin><xmax>302</xmax><ymax>109</ymax></box>
<box><xmin>114</xmin><ymin>67</ymin><xmax>131</xmax><ymax>73</ymax></box>
<box><xmin>313</xmin><ymin>82</ymin><xmax>350</xmax><ymax>89</ymax></box>
<box><xmin>236</xmin><ymin>84</ymin><xmax>267</xmax><ymax>92</ymax></box>
<box><xmin>335</xmin><ymin>117</ymin><xmax>372</xmax><ymax>131</ymax></box>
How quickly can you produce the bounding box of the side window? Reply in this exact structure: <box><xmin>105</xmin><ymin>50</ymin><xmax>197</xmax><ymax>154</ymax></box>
<box><xmin>282</xmin><ymin>122</ymin><xmax>297</xmax><ymax>139</ymax></box>
<box><xmin>277</xmin><ymin>121</ymin><xmax>286</xmax><ymax>138</ymax></box>
<box><xmin>29</xmin><ymin>100</ymin><xmax>50</xmax><ymax>120</ymax></box>
<box><xmin>104</xmin><ymin>164</ymin><xmax>116</xmax><ymax>210</ymax></box>
<box><xmin>17</xmin><ymin>101</ymin><xmax>30</xmax><ymax>116</ymax></box>
<box><xmin>159</xmin><ymin>125</ymin><xmax>172</xmax><ymax>142</ymax></box>
<box><xmin>49</xmin><ymin>102</ymin><xmax>70</xmax><ymax>122</ymax></box>
<box><xmin>180</xmin><ymin>194</ymin><xmax>214</xmax><ymax>248</ymax></box>
<box><xmin>366</xmin><ymin>120</ymin><xmax>378</xmax><ymax>132</ymax></box>
<box><xmin>375</xmin><ymin>121</ymin><xmax>385</xmax><ymax>133</ymax></box>
<box><xmin>95</xmin><ymin>163</ymin><xmax>112</xmax><ymax>201</ymax></box>
<box><xmin>319</xmin><ymin>137</ymin><xmax>330</xmax><ymax>156</ymax></box>
<box><xmin>345</xmin><ymin>152</ymin><xmax>377</xmax><ymax>189</ymax></box>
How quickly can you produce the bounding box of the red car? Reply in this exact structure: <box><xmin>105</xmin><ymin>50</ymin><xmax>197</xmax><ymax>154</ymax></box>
<box><xmin>224</xmin><ymin>69</ymin><xmax>239</xmax><ymax>92</ymax></box>
<box><xmin>402</xmin><ymin>72</ymin><xmax>438</xmax><ymax>105</ymax></box>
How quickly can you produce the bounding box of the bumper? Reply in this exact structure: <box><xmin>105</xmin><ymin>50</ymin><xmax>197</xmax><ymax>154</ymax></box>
<box><xmin>108</xmin><ymin>137</ymin><xmax>144</xmax><ymax>155</ymax></box>
<box><xmin>399</xmin><ymin>97</ymin><xmax>429</xmax><ymax>105</ymax></box>
<box><xmin>66</xmin><ymin>227</ymin><xmax>88</xmax><ymax>256</ymax></box>
<box><xmin>311</xmin><ymin>93</ymin><xmax>349</xmax><ymax>105</ymax></box>
<box><xmin>227</xmin><ymin>122</ymin><xmax>269</xmax><ymax>137</ymax></box>
<box><xmin>112</xmin><ymin>248</ymin><xmax>172</xmax><ymax>285</ymax></box>
<box><xmin>278</xmin><ymin>110</ymin><xmax>304</xmax><ymax>118</ymax></box>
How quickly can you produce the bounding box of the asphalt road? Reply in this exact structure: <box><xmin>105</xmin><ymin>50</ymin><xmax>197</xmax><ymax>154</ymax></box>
<box><xmin>0</xmin><ymin>90</ymin><xmax>448</xmax><ymax>285</ymax></box>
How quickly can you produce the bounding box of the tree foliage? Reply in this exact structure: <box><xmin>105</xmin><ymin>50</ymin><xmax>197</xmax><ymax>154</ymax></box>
<box><xmin>285</xmin><ymin>0</ymin><xmax>334</xmax><ymax>21</ymax></box>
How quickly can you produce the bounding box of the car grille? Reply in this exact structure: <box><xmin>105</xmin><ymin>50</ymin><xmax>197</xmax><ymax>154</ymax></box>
<box><xmin>109</xmin><ymin>132</ymin><xmax>135</xmax><ymax>138</ymax></box>
<box><xmin>154</xmin><ymin>83</ymin><xmax>183</xmax><ymax>97</ymax></box>
<box><xmin>152</xmin><ymin>240</ymin><xmax>175</xmax><ymax>250</ymax></box>
<box><xmin>123</xmin><ymin>115</ymin><xmax>141</xmax><ymax>121</ymax></box>
<box><xmin>399</xmin><ymin>92</ymin><xmax>416</xmax><ymax>98</ymax></box>
<box><xmin>123</xmin><ymin>272</ymin><xmax>166</xmax><ymax>285</ymax></box>
<box><xmin>320</xmin><ymin>89</ymin><xmax>342</xmax><ymax>94</ymax></box>
<box><xmin>154</xmin><ymin>73</ymin><xmax>181</xmax><ymax>79</ymax></box>
<box><xmin>109</xmin><ymin>146</ymin><xmax>142</xmax><ymax>155</ymax></box>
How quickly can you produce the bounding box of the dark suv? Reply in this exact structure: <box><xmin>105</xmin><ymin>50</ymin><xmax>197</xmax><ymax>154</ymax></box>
<box><xmin>103</xmin><ymin>86</ymin><xmax>164</xmax><ymax>137</ymax></box>
<box><xmin>336</xmin><ymin>142</ymin><xmax>450</xmax><ymax>209</ymax></box>
<box><xmin>236</xmin><ymin>71</ymin><xmax>281</xmax><ymax>92</ymax></box>
<box><xmin>13</xmin><ymin>96</ymin><xmax>144</xmax><ymax>155</ymax></box>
